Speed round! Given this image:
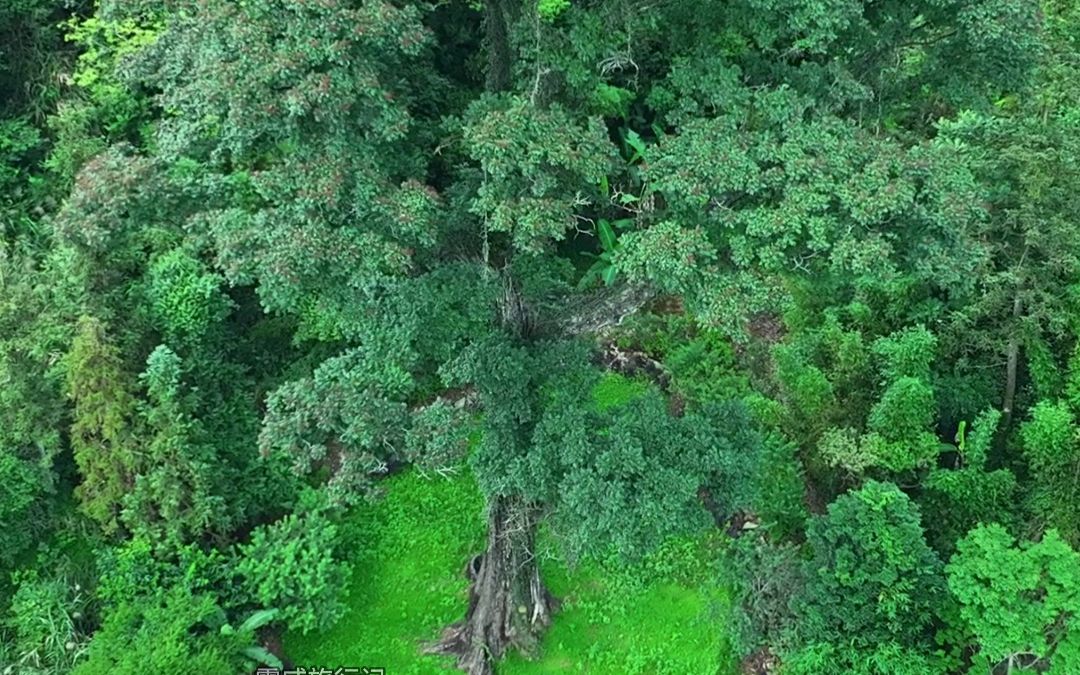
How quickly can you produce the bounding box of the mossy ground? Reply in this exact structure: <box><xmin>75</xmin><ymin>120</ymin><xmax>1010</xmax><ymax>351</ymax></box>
<box><xmin>592</xmin><ymin>371</ymin><xmax>650</xmax><ymax>411</ymax></box>
<box><xmin>502</xmin><ymin>532</ymin><xmax>734</xmax><ymax>675</ymax></box>
<box><xmin>284</xmin><ymin>374</ymin><xmax>735</xmax><ymax>674</ymax></box>
<box><xmin>282</xmin><ymin>469</ymin><xmax>483</xmax><ymax>674</ymax></box>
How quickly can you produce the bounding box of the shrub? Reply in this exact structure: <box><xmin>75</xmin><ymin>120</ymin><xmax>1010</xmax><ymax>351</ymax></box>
<box><xmin>237</xmin><ymin>507</ymin><xmax>352</xmax><ymax>635</ymax></box>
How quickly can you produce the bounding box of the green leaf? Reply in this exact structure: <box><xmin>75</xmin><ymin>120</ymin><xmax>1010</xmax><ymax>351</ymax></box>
<box><xmin>598</xmin><ymin>219</ymin><xmax>617</xmax><ymax>251</ymax></box>
<box><xmin>243</xmin><ymin>646</ymin><xmax>284</xmax><ymax>669</ymax></box>
<box><xmin>578</xmin><ymin>266</ymin><xmax>602</xmax><ymax>289</ymax></box>
<box><xmin>625</xmin><ymin>128</ymin><xmax>647</xmax><ymax>163</ymax></box>
<box><xmin>602</xmin><ymin>265</ymin><xmax>618</xmax><ymax>286</ymax></box>
<box><xmin>238</xmin><ymin>608</ymin><xmax>279</xmax><ymax>633</ymax></box>
<box><xmin>537</xmin><ymin>0</ymin><xmax>571</xmax><ymax>22</ymax></box>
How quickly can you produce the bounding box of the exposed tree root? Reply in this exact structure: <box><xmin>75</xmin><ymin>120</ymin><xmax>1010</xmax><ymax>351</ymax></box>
<box><xmin>426</xmin><ymin>496</ymin><xmax>554</xmax><ymax>675</ymax></box>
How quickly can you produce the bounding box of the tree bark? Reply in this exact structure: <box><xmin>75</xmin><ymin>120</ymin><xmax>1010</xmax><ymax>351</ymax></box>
<box><xmin>428</xmin><ymin>495</ymin><xmax>553</xmax><ymax>674</ymax></box>
<box><xmin>484</xmin><ymin>0</ymin><xmax>512</xmax><ymax>93</ymax></box>
<box><xmin>552</xmin><ymin>282</ymin><xmax>657</xmax><ymax>338</ymax></box>
<box><xmin>1002</xmin><ymin>293</ymin><xmax>1023</xmax><ymax>432</ymax></box>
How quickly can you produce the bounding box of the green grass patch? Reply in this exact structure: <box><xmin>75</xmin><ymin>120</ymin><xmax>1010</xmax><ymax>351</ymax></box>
<box><xmin>283</xmin><ymin>469</ymin><xmax>485</xmax><ymax>674</ymax></box>
<box><xmin>592</xmin><ymin>372</ymin><xmax>649</xmax><ymax>412</ymax></box>
<box><xmin>501</xmin><ymin>534</ymin><xmax>735</xmax><ymax>675</ymax></box>
<box><xmin>285</xmin><ymin>469</ymin><xmax>736</xmax><ymax>675</ymax></box>
<box><xmin>286</xmin><ymin>375</ymin><xmax>734</xmax><ymax>673</ymax></box>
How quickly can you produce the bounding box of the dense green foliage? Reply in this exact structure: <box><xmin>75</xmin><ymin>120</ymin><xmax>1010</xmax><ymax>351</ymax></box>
<box><xmin>795</xmin><ymin>482</ymin><xmax>943</xmax><ymax>661</ymax></box>
<box><xmin>947</xmin><ymin>524</ymin><xmax>1080</xmax><ymax>671</ymax></box>
<box><xmin>2</xmin><ymin>0</ymin><xmax>1080</xmax><ymax>673</ymax></box>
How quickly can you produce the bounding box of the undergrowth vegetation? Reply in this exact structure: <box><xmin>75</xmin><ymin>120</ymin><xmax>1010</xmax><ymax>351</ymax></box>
<box><xmin>284</xmin><ymin>468</ymin><xmax>736</xmax><ymax>674</ymax></box>
<box><xmin>283</xmin><ymin>470</ymin><xmax>485</xmax><ymax>674</ymax></box>
<box><xmin>286</xmin><ymin>374</ymin><xmax>735</xmax><ymax>673</ymax></box>
<box><xmin>503</xmin><ymin>534</ymin><xmax>734</xmax><ymax>674</ymax></box>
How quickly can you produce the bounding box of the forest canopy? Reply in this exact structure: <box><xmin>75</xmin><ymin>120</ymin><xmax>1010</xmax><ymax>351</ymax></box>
<box><xmin>2</xmin><ymin>0</ymin><xmax>1080</xmax><ymax>673</ymax></box>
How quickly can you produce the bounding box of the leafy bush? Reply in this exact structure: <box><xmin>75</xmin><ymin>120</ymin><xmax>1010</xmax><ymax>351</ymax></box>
<box><xmin>753</xmin><ymin>434</ymin><xmax>809</xmax><ymax>538</ymax></box>
<box><xmin>64</xmin><ymin>315</ymin><xmax>140</xmax><ymax>534</ymax></box>
<box><xmin>237</xmin><ymin>506</ymin><xmax>352</xmax><ymax>635</ymax></box>
<box><xmin>144</xmin><ymin>248</ymin><xmax>232</xmax><ymax>344</ymax></box>
<box><xmin>403</xmin><ymin>399</ymin><xmax>471</xmax><ymax>477</ymax></box>
<box><xmin>727</xmin><ymin>535</ymin><xmax>803</xmax><ymax>660</ymax></box>
<box><xmin>42</xmin><ymin>14</ymin><xmax>158</xmax><ymax>185</ymax></box>
<box><xmin>537</xmin><ymin>0</ymin><xmax>571</xmax><ymax>22</ymax></box>
<box><xmin>782</xmin><ymin>641</ymin><xmax>941</xmax><ymax>675</ymax></box>
<box><xmin>613</xmin><ymin>312</ymin><xmax>697</xmax><ymax>358</ymax></box>
<box><xmin>947</xmin><ymin>525</ymin><xmax>1080</xmax><ymax>672</ymax></box>
<box><xmin>94</xmin><ymin>538</ymin><xmax>230</xmax><ymax>610</ymax></box>
<box><xmin>0</xmin><ymin>449</ymin><xmax>42</xmax><ymax>567</ymax></box>
<box><xmin>0</xmin><ymin>118</ymin><xmax>41</xmax><ymax>189</ymax></box>
<box><xmin>1021</xmin><ymin>401</ymin><xmax>1080</xmax><ymax>543</ymax></box>
<box><xmin>71</xmin><ymin>587</ymin><xmax>243</xmax><ymax>675</ymax></box>
<box><xmin>2</xmin><ymin>572</ymin><xmax>92</xmax><ymax>675</ymax></box>
<box><xmin>795</xmin><ymin>481</ymin><xmax>943</xmax><ymax>650</ymax></box>
<box><xmin>664</xmin><ymin>333</ymin><xmax>749</xmax><ymax>404</ymax></box>
<box><xmin>919</xmin><ymin>466</ymin><xmax>1018</xmax><ymax>555</ymax></box>
<box><xmin>120</xmin><ymin>346</ymin><xmax>227</xmax><ymax>550</ymax></box>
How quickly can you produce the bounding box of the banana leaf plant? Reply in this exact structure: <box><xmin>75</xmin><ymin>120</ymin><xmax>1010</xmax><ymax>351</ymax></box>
<box><xmin>580</xmin><ymin>217</ymin><xmax>633</xmax><ymax>288</ymax></box>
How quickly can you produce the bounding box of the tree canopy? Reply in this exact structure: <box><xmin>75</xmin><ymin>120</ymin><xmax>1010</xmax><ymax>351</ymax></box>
<box><xmin>2</xmin><ymin>0</ymin><xmax>1079</xmax><ymax>674</ymax></box>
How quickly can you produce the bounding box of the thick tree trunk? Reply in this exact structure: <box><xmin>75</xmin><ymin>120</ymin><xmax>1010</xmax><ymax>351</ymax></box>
<box><xmin>552</xmin><ymin>283</ymin><xmax>656</xmax><ymax>338</ymax></box>
<box><xmin>428</xmin><ymin>495</ymin><xmax>554</xmax><ymax>674</ymax></box>
<box><xmin>427</xmin><ymin>277</ymin><xmax>650</xmax><ymax>672</ymax></box>
<box><xmin>484</xmin><ymin>0</ymin><xmax>512</xmax><ymax>93</ymax></box>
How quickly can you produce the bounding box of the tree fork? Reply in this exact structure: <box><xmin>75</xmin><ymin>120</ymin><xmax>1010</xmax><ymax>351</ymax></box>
<box><xmin>427</xmin><ymin>495</ymin><xmax>554</xmax><ymax>674</ymax></box>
